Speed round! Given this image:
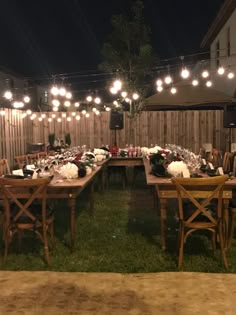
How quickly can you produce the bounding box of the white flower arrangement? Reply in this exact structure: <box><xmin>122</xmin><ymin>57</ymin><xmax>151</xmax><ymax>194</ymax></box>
<box><xmin>167</xmin><ymin>161</ymin><xmax>189</xmax><ymax>177</ymax></box>
<box><xmin>59</xmin><ymin>162</ymin><xmax>78</xmax><ymax>179</ymax></box>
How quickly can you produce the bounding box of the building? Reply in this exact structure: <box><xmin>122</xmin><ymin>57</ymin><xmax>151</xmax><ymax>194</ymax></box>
<box><xmin>201</xmin><ymin>0</ymin><xmax>236</xmax><ymax>97</ymax></box>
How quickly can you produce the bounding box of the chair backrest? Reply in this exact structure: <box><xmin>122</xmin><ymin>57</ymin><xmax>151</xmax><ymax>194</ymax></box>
<box><xmin>1</xmin><ymin>177</ymin><xmax>51</xmax><ymax>225</ymax></box>
<box><xmin>171</xmin><ymin>175</ymin><xmax>229</xmax><ymax>224</ymax></box>
<box><xmin>15</xmin><ymin>155</ymin><xmax>28</xmax><ymax>169</ymax></box>
<box><xmin>0</xmin><ymin>159</ymin><xmax>10</xmax><ymax>176</ymax></box>
<box><xmin>27</xmin><ymin>153</ymin><xmax>39</xmax><ymax>165</ymax></box>
<box><xmin>222</xmin><ymin>152</ymin><xmax>233</xmax><ymax>173</ymax></box>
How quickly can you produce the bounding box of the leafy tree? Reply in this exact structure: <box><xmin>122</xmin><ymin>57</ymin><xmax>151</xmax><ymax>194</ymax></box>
<box><xmin>99</xmin><ymin>0</ymin><xmax>157</xmax><ymax>105</ymax></box>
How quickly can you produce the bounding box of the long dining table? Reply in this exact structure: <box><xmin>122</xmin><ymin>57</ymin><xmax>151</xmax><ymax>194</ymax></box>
<box><xmin>143</xmin><ymin>158</ymin><xmax>236</xmax><ymax>250</ymax></box>
<box><xmin>47</xmin><ymin>161</ymin><xmax>107</xmax><ymax>249</ymax></box>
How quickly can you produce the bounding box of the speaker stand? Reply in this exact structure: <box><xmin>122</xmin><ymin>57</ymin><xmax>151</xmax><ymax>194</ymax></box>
<box><xmin>114</xmin><ymin>129</ymin><xmax>117</xmax><ymax>146</ymax></box>
<box><xmin>228</xmin><ymin>128</ymin><xmax>232</xmax><ymax>152</ymax></box>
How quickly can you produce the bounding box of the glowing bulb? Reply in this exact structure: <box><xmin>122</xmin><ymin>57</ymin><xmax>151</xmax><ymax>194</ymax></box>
<box><xmin>95</xmin><ymin>110</ymin><xmax>100</xmax><ymax>115</ymax></box>
<box><xmin>228</xmin><ymin>72</ymin><xmax>234</xmax><ymax>79</ymax></box>
<box><xmin>92</xmin><ymin>107</ymin><xmax>97</xmax><ymax>112</ymax></box>
<box><xmin>125</xmin><ymin>97</ymin><xmax>130</xmax><ymax>103</ymax></box>
<box><xmin>0</xmin><ymin>110</ymin><xmax>6</xmax><ymax>116</ymax></box>
<box><xmin>192</xmin><ymin>79</ymin><xmax>199</xmax><ymax>86</ymax></box>
<box><xmin>132</xmin><ymin>93</ymin><xmax>139</xmax><ymax>100</ymax></box>
<box><xmin>202</xmin><ymin>70</ymin><xmax>209</xmax><ymax>78</ymax></box>
<box><xmin>4</xmin><ymin>90</ymin><xmax>13</xmax><ymax>100</ymax></box>
<box><xmin>18</xmin><ymin>102</ymin><xmax>24</xmax><ymax>108</ymax></box>
<box><xmin>206</xmin><ymin>80</ymin><xmax>212</xmax><ymax>87</ymax></box>
<box><xmin>74</xmin><ymin>102</ymin><xmax>80</xmax><ymax>107</ymax></box>
<box><xmin>94</xmin><ymin>97</ymin><xmax>101</xmax><ymax>104</ymax></box>
<box><xmin>113</xmin><ymin>80</ymin><xmax>122</xmax><ymax>90</ymax></box>
<box><xmin>52</xmin><ymin>99</ymin><xmax>60</xmax><ymax>106</ymax></box>
<box><xmin>71</xmin><ymin>112</ymin><xmax>76</xmax><ymax>116</ymax></box>
<box><xmin>105</xmin><ymin>107</ymin><xmax>111</xmax><ymax>111</ymax></box>
<box><xmin>121</xmin><ymin>91</ymin><xmax>127</xmax><ymax>98</ymax></box>
<box><xmin>67</xmin><ymin>117</ymin><xmax>72</xmax><ymax>122</ymax></box>
<box><xmin>51</xmin><ymin>114</ymin><xmax>56</xmax><ymax>118</ymax></box>
<box><xmin>41</xmin><ymin>114</ymin><xmax>46</xmax><ymax>118</ymax></box>
<box><xmin>65</xmin><ymin>92</ymin><xmax>72</xmax><ymax>99</ymax></box>
<box><xmin>21</xmin><ymin>113</ymin><xmax>27</xmax><ymax>118</ymax></box>
<box><xmin>170</xmin><ymin>87</ymin><xmax>177</xmax><ymax>94</ymax></box>
<box><xmin>50</xmin><ymin>86</ymin><xmax>59</xmax><ymax>96</ymax></box>
<box><xmin>13</xmin><ymin>101</ymin><xmax>19</xmax><ymax>108</ymax></box>
<box><xmin>57</xmin><ymin>118</ymin><xmax>62</xmax><ymax>122</ymax></box>
<box><xmin>76</xmin><ymin>115</ymin><xmax>81</xmax><ymax>120</ymax></box>
<box><xmin>81</xmin><ymin>110</ymin><xmax>87</xmax><ymax>115</ymax></box>
<box><xmin>164</xmin><ymin>75</ymin><xmax>172</xmax><ymax>84</ymax></box>
<box><xmin>217</xmin><ymin>67</ymin><xmax>225</xmax><ymax>75</ymax></box>
<box><xmin>157</xmin><ymin>86</ymin><xmax>163</xmax><ymax>92</ymax></box>
<box><xmin>180</xmin><ymin>68</ymin><xmax>190</xmax><ymax>79</ymax></box>
<box><xmin>85</xmin><ymin>113</ymin><xmax>90</xmax><ymax>118</ymax></box>
<box><xmin>62</xmin><ymin>113</ymin><xmax>66</xmax><ymax>118</ymax></box>
<box><xmin>38</xmin><ymin>117</ymin><xmax>42</xmax><ymax>121</ymax></box>
<box><xmin>48</xmin><ymin>118</ymin><xmax>52</xmax><ymax>122</ymax></box>
<box><xmin>53</xmin><ymin>107</ymin><xmax>58</xmax><ymax>111</ymax></box>
<box><xmin>59</xmin><ymin>87</ymin><xmax>66</xmax><ymax>96</ymax></box>
<box><xmin>110</xmin><ymin>87</ymin><xmax>117</xmax><ymax>94</ymax></box>
<box><xmin>26</xmin><ymin>109</ymin><xmax>32</xmax><ymax>115</ymax></box>
<box><xmin>156</xmin><ymin>79</ymin><xmax>163</xmax><ymax>86</ymax></box>
<box><xmin>64</xmin><ymin>101</ymin><xmax>71</xmax><ymax>107</ymax></box>
<box><xmin>23</xmin><ymin>95</ymin><xmax>30</xmax><ymax>103</ymax></box>
<box><xmin>86</xmin><ymin>95</ymin><xmax>93</xmax><ymax>102</ymax></box>
<box><xmin>113</xmin><ymin>100</ymin><xmax>118</xmax><ymax>106</ymax></box>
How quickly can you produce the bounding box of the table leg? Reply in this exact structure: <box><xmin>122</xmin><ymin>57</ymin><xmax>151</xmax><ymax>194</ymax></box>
<box><xmin>68</xmin><ymin>194</ymin><xmax>76</xmax><ymax>250</ymax></box>
<box><xmin>223</xmin><ymin>198</ymin><xmax>229</xmax><ymax>249</ymax></box>
<box><xmin>159</xmin><ymin>197</ymin><xmax>167</xmax><ymax>250</ymax></box>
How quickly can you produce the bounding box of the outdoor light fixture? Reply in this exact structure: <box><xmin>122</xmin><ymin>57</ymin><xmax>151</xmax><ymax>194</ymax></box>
<box><xmin>192</xmin><ymin>79</ymin><xmax>199</xmax><ymax>86</ymax></box>
<box><xmin>74</xmin><ymin>102</ymin><xmax>80</xmax><ymax>107</ymax></box>
<box><xmin>86</xmin><ymin>95</ymin><xmax>93</xmax><ymax>102</ymax></box>
<box><xmin>170</xmin><ymin>87</ymin><xmax>177</xmax><ymax>94</ymax></box>
<box><xmin>217</xmin><ymin>67</ymin><xmax>225</xmax><ymax>75</ymax></box>
<box><xmin>132</xmin><ymin>93</ymin><xmax>139</xmax><ymax>100</ymax></box>
<box><xmin>180</xmin><ymin>68</ymin><xmax>190</xmax><ymax>79</ymax></box>
<box><xmin>228</xmin><ymin>72</ymin><xmax>234</xmax><ymax>79</ymax></box>
<box><xmin>121</xmin><ymin>91</ymin><xmax>127</xmax><ymax>98</ymax></box>
<box><xmin>164</xmin><ymin>75</ymin><xmax>172</xmax><ymax>84</ymax></box>
<box><xmin>157</xmin><ymin>86</ymin><xmax>163</xmax><ymax>92</ymax></box>
<box><xmin>4</xmin><ymin>90</ymin><xmax>13</xmax><ymax>100</ymax></box>
<box><xmin>156</xmin><ymin>79</ymin><xmax>163</xmax><ymax>86</ymax></box>
<box><xmin>202</xmin><ymin>70</ymin><xmax>209</xmax><ymax>78</ymax></box>
<box><xmin>206</xmin><ymin>80</ymin><xmax>212</xmax><ymax>87</ymax></box>
<box><xmin>94</xmin><ymin>97</ymin><xmax>101</xmax><ymax>104</ymax></box>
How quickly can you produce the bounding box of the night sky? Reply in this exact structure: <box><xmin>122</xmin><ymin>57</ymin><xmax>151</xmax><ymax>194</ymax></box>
<box><xmin>0</xmin><ymin>0</ymin><xmax>224</xmax><ymax>80</ymax></box>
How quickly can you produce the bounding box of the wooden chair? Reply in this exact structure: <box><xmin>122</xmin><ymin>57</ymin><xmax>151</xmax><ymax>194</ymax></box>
<box><xmin>222</xmin><ymin>152</ymin><xmax>233</xmax><ymax>173</ymax></box>
<box><xmin>228</xmin><ymin>155</ymin><xmax>236</xmax><ymax>248</ymax></box>
<box><xmin>212</xmin><ymin>148</ymin><xmax>222</xmax><ymax>167</ymax></box>
<box><xmin>0</xmin><ymin>159</ymin><xmax>10</xmax><ymax>176</ymax></box>
<box><xmin>15</xmin><ymin>155</ymin><xmax>28</xmax><ymax>169</ymax></box>
<box><xmin>1</xmin><ymin>177</ymin><xmax>54</xmax><ymax>264</ymax></box>
<box><xmin>171</xmin><ymin>175</ymin><xmax>229</xmax><ymax>269</ymax></box>
<box><xmin>27</xmin><ymin>153</ymin><xmax>39</xmax><ymax>165</ymax></box>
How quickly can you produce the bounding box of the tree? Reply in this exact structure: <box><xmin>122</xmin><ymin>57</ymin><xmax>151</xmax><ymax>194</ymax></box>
<box><xmin>99</xmin><ymin>0</ymin><xmax>157</xmax><ymax>115</ymax></box>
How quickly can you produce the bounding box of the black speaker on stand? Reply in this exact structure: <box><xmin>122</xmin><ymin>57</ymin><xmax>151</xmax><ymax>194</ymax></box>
<box><xmin>223</xmin><ymin>106</ymin><xmax>236</xmax><ymax>151</ymax></box>
<box><xmin>109</xmin><ymin>111</ymin><xmax>124</xmax><ymax>130</ymax></box>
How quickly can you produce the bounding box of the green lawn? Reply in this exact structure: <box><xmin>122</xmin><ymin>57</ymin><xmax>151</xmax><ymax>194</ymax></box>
<box><xmin>2</xmin><ymin>172</ymin><xmax>236</xmax><ymax>273</ymax></box>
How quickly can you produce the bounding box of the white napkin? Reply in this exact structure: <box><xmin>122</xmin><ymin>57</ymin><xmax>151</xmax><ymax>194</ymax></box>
<box><xmin>12</xmin><ymin>169</ymin><xmax>24</xmax><ymax>176</ymax></box>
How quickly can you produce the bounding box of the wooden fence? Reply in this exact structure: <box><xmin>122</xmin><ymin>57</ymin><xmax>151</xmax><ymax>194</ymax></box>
<box><xmin>0</xmin><ymin>108</ymin><xmax>232</xmax><ymax>168</ymax></box>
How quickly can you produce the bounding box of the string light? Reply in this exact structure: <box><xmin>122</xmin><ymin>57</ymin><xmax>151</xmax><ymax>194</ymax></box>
<box><xmin>192</xmin><ymin>79</ymin><xmax>199</xmax><ymax>86</ymax></box>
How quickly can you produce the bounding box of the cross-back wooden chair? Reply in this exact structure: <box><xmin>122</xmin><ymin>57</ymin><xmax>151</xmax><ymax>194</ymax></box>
<box><xmin>1</xmin><ymin>177</ymin><xmax>54</xmax><ymax>264</ymax></box>
<box><xmin>171</xmin><ymin>175</ymin><xmax>229</xmax><ymax>269</ymax></box>
<box><xmin>212</xmin><ymin>148</ymin><xmax>222</xmax><ymax>167</ymax></box>
<box><xmin>15</xmin><ymin>155</ymin><xmax>28</xmax><ymax>169</ymax></box>
<box><xmin>27</xmin><ymin>153</ymin><xmax>39</xmax><ymax>165</ymax></box>
<box><xmin>0</xmin><ymin>159</ymin><xmax>10</xmax><ymax>176</ymax></box>
<box><xmin>222</xmin><ymin>152</ymin><xmax>233</xmax><ymax>174</ymax></box>
<box><xmin>228</xmin><ymin>155</ymin><xmax>236</xmax><ymax>248</ymax></box>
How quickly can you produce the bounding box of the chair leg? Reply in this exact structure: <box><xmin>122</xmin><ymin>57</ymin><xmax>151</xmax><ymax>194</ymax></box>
<box><xmin>42</xmin><ymin>223</ymin><xmax>50</xmax><ymax>265</ymax></box>
<box><xmin>218</xmin><ymin>223</ymin><xmax>228</xmax><ymax>269</ymax></box>
<box><xmin>178</xmin><ymin>225</ymin><xmax>184</xmax><ymax>270</ymax></box>
<box><xmin>228</xmin><ymin>210</ymin><xmax>236</xmax><ymax>248</ymax></box>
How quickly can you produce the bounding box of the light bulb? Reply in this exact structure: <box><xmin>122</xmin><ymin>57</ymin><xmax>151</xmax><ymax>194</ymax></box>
<box><xmin>113</xmin><ymin>80</ymin><xmax>122</xmax><ymax>90</ymax></box>
<box><xmin>228</xmin><ymin>72</ymin><xmax>235</xmax><ymax>79</ymax></box>
<box><xmin>52</xmin><ymin>99</ymin><xmax>60</xmax><ymax>106</ymax></box>
<box><xmin>206</xmin><ymin>80</ymin><xmax>212</xmax><ymax>87</ymax></box>
<box><xmin>164</xmin><ymin>75</ymin><xmax>172</xmax><ymax>84</ymax></box>
<box><xmin>64</xmin><ymin>101</ymin><xmax>71</xmax><ymax>107</ymax></box>
<box><xmin>26</xmin><ymin>109</ymin><xmax>32</xmax><ymax>115</ymax></box>
<box><xmin>132</xmin><ymin>93</ymin><xmax>139</xmax><ymax>100</ymax></box>
<box><xmin>217</xmin><ymin>67</ymin><xmax>225</xmax><ymax>75</ymax></box>
<box><xmin>94</xmin><ymin>97</ymin><xmax>101</xmax><ymax>104</ymax></box>
<box><xmin>4</xmin><ymin>90</ymin><xmax>13</xmax><ymax>100</ymax></box>
<box><xmin>76</xmin><ymin>115</ymin><xmax>81</xmax><ymax>120</ymax></box>
<box><xmin>170</xmin><ymin>87</ymin><xmax>177</xmax><ymax>94</ymax></box>
<box><xmin>50</xmin><ymin>86</ymin><xmax>59</xmax><ymax>96</ymax></box>
<box><xmin>86</xmin><ymin>95</ymin><xmax>93</xmax><ymax>102</ymax></box>
<box><xmin>59</xmin><ymin>87</ymin><xmax>66</xmax><ymax>96</ymax></box>
<box><xmin>65</xmin><ymin>92</ymin><xmax>72</xmax><ymax>99</ymax></box>
<box><xmin>110</xmin><ymin>87</ymin><xmax>117</xmax><ymax>94</ymax></box>
<box><xmin>157</xmin><ymin>86</ymin><xmax>163</xmax><ymax>92</ymax></box>
<box><xmin>74</xmin><ymin>102</ymin><xmax>80</xmax><ymax>107</ymax></box>
<box><xmin>202</xmin><ymin>70</ymin><xmax>209</xmax><ymax>78</ymax></box>
<box><xmin>23</xmin><ymin>95</ymin><xmax>30</xmax><ymax>103</ymax></box>
<box><xmin>121</xmin><ymin>91</ymin><xmax>127</xmax><ymax>98</ymax></box>
<box><xmin>156</xmin><ymin>79</ymin><xmax>163</xmax><ymax>86</ymax></box>
<box><xmin>180</xmin><ymin>68</ymin><xmax>190</xmax><ymax>79</ymax></box>
<box><xmin>192</xmin><ymin>79</ymin><xmax>199</xmax><ymax>86</ymax></box>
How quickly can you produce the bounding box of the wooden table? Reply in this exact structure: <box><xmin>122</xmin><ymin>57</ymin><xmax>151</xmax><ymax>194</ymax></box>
<box><xmin>47</xmin><ymin>162</ymin><xmax>106</xmax><ymax>249</ymax></box>
<box><xmin>143</xmin><ymin>158</ymin><xmax>236</xmax><ymax>250</ymax></box>
<box><xmin>107</xmin><ymin>157</ymin><xmax>143</xmax><ymax>166</ymax></box>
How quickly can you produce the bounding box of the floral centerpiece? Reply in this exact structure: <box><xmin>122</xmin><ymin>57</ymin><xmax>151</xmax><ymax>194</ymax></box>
<box><xmin>147</xmin><ymin>144</ymin><xmax>201</xmax><ymax>177</ymax></box>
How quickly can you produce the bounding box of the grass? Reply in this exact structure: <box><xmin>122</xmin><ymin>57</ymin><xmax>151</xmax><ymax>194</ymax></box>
<box><xmin>1</xmin><ymin>170</ymin><xmax>236</xmax><ymax>273</ymax></box>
